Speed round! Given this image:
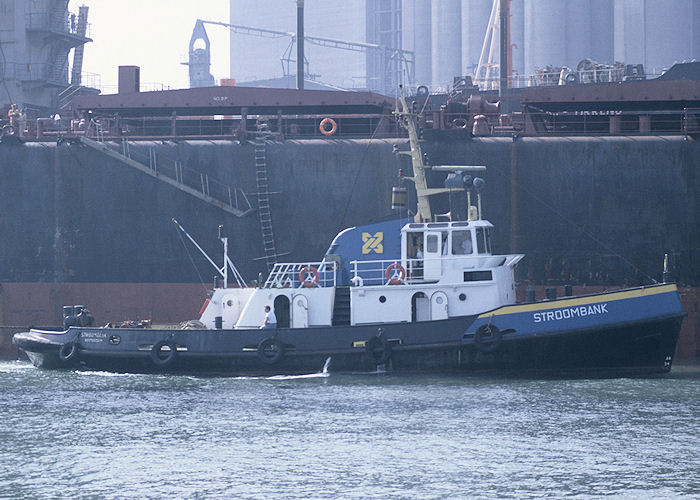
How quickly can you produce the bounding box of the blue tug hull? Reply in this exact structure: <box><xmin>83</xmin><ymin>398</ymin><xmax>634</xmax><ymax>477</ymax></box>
<box><xmin>14</xmin><ymin>284</ymin><xmax>685</xmax><ymax>376</ymax></box>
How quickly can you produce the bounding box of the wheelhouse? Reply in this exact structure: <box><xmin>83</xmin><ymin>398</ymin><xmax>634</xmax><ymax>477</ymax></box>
<box><xmin>403</xmin><ymin>221</ymin><xmax>492</xmax><ymax>258</ymax></box>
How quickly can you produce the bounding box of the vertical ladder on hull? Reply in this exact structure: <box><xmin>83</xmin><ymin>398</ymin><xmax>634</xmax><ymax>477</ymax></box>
<box><xmin>254</xmin><ymin>122</ymin><xmax>277</xmax><ymax>271</ymax></box>
<box><xmin>332</xmin><ymin>286</ymin><xmax>351</xmax><ymax>326</ymax></box>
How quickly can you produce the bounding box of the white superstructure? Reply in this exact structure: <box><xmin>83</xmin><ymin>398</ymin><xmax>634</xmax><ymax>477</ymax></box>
<box><xmin>199</xmin><ymin>219</ymin><xmax>522</xmax><ymax>330</ymax></box>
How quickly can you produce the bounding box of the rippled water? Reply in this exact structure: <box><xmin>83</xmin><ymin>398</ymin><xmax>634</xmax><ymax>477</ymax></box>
<box><xmin>1</xmin><ymin>361</ymin><xmax>698</xmax><ymax>499</ymax></box>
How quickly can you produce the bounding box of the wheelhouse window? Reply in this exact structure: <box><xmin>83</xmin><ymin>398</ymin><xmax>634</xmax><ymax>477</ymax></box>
<box><xmin>426</xmin><ymin>234</ymin><xmax>439</xmax><ymax>253</ymax></box>
<box><xmin>407</xmin><ymin>232</ymin><xmax>424</xmax><ymax>258</ymax></box>
<box><xmin>476</xmin><ymin>228</ymin><xmax>491</xmax><ymax>254</ymax></box>
<box><xmin>451</xmin><ymin>230</ymin><xmax>473</xmax><ymax>255</ymax></box>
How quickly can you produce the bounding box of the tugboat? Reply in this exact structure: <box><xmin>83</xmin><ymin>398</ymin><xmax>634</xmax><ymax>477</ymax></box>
<box><xmin>13</xmin><ymin>99</ymin><xmax>686</xmax><ymax>376</ymax></box>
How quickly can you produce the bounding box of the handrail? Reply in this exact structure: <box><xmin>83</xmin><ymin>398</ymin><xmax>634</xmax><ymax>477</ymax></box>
<box><xmin>25</xmin><ymin>11</ymin><xmax>92</xmax><ymax>38</ymax></box>
<box><xmin>117</xmin><ymin>139</ymin><xmax>252</xmax><ymax>216</ymax></box>
<box><xmin>349</xmin><ymin>254</ymin><xmax>523</xmax><ymax>286</ymax></box>
<box><xmin>264</xmin><ymin>261</ymin><xmax>337</xmax><ymax>289</ymax></box>
<box><xmin>79</xmin><ymin>137</ymin><xmax>252</xmax><ymax>217</ymax></box>
<box><xmin>350</xmin><ymin>258</ymin><xmax>419</xmax><ymax>286</ymax></box>
<box><xmin>439</xmin><ymin>108</ymin><xmax>699</xmax><ymax>137</ymax></box>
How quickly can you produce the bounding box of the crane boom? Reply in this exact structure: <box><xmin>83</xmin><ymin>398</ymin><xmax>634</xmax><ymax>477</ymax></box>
<box><xmin>199</xmin><ymin>19</ymin><xmax>403</xmax><ymax>55</ymax></box>
<box><xmin>189</xmin><ymin>19</ymin><xmax>415</xmax><ymax>93</ymax></box>
<box><xmin>201</xmin><ymin>20</ymin><xmax>292</xmax><ymax>40</ymax></box>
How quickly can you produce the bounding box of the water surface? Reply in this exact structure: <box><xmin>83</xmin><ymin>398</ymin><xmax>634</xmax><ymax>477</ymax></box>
<box><xmin>1</xmin><ymin>361</ymin><xmax>698</xmax><ymax>499</ymax></box>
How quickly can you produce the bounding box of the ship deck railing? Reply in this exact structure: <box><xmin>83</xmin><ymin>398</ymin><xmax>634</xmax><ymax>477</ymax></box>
<box><xmin>30</xmin><ymin>113</ymin><xmax>396</xmax><ymax>141</ymax></box>
<box><xmin>20</xmin><ymin>107</ymin><xmax>700</xmax><ymax>141</ymax></box>
<box><xmin>264</xmin><ymin>261</ymin><xmax>337</xmax><ymax>289</ymax></box>
<box><xmin>349</xmin><ymin>258</ymin><xmax>425</xmax><ymax>286</ymax></box>
<box><xmin>350</xmin><ymin>254</ymin><xmax>524</xmax><ymax>286</ymax></box>
<box><xmin>437</xmin><ymin>108</ymin><xmax>700</xmax><ymax>137</ymax></box>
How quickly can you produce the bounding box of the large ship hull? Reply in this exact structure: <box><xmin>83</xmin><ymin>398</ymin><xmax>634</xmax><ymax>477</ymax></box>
<box><xmin>13</xmin><ymin>284</ymin><xmax>685</xmax><ymax>376</ymax></box>
<box><xmin>1</xmin><ymin>135</ymin><xmax>698</xmax><ymax>359</ymax></box>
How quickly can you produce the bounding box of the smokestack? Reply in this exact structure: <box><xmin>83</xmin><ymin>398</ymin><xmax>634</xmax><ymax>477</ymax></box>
<box><xmin>297</xmin><ymin>0</ymin><xmax>304</xmax><ymax>90</ymax></box>
<box><xmin>499</xmin><ymin>0</ymin><xmax>509</xmax><ymax>94</ymax></box>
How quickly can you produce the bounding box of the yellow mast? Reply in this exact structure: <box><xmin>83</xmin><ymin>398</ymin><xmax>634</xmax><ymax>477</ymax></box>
<box><xmin>395</xmin><ymin>97</ymin><xmax>487</xmax><ymax>222</ymax></box>
<box><xmin>395</xmin><ymin>97</ymin><xmax>432</xmax><ymax>223</ymax></box>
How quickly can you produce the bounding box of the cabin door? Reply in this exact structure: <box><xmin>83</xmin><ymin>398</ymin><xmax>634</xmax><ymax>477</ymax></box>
<box><xmin>423</xmin><ymin>232</ymin><xmax>442</xmax><ymax>280</ymax></box>
<box><xmin>412</xmin><ymin>292</ymin><xmax>429</xmax><ymax>322</ymax></box>
<box><xmin>292</xmin><ymin>294</ymin><xmax>309</xmax><ymax>328</ymax></box>
<box><xmin>430</xmin><ymin>291</ymin><xmax>448</xmax><ymax>320</ymax></box>
<box><xmin>274</xmin><ymin>295</ymin><xmax>291</xmax><ymax>328</ymax></box>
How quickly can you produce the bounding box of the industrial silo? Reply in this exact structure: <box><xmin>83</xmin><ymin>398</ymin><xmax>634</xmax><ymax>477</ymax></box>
<box><xmin>614</xmin><ymin>0</ymin><xmax>699</xmax><ymax>74</ymax></box>
<box><xmin>589</xmin><ymin>0</ymin><xmax>614</xmax><ymax>64</ymax></box>
<box><xmin>524</xmin><ymin>0</ymin><xmax>615</xmax><ymax>80</ymax></box>
<box><xmin>565</xmin><ymin>0</ymin><xmax>592</xmax><ymax>65</ymax></box>
<box><xmin>402</xmin><ymin>0</ymin><xmax>433</xmax><ymax>88</ymax></box>
<box><xmin>431</xmin><ymin>0</ymin><xmax>462</xmax><ymax>89</ymax></box>
<box><xmin>523</xmin><ymin>0</ymin><xmax>568</xmax><ymax>77</ymax></box>
<box><xmin>460</xmin><ymin>0</ymin><xmax>492</xmax><ymax>79</ymax></box>
<box><xmin>307</xmin><ymin>0</ymin><xmax>367</xmax><ymax>90</ymax></box>
<box><xmin>510</xmin><ymin>0</ymin><xmax>525</xmax><ymax>84</ymax></box>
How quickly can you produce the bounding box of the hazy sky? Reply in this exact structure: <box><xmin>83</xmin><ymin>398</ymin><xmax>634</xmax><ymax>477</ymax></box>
<box><xmin>69</xmin><ymin>1</ymin><xmax>230</xmax><ymax>91</ymax></box>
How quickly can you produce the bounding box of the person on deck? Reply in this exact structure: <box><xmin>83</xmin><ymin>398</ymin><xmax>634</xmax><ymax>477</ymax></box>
<box><xmin>411</xmin><ymin>234</ymin><xmax>424</xmax><ymax>278</ymax></box>
<box><xmin>261</xmin><ymin>305</ymin><xmax>277</xmax><ymax>329</ymax></box>
<box><xmin>7</xmin><ymin>104</ymin><xmax>20</xmax><ymax>135</ymax></box>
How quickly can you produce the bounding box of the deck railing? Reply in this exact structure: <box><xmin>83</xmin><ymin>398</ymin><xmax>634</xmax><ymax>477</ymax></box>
<box><xmin>25</xmin><ymin>11</ymin><xmax>92</xmax><ymax>38</ymax></box>
<box><xmin>349</xmin><ymin>259</ymin><xmax>423</xmax><ymax>286</ymax></box>
<box><xmin>264</xmin><ymin>261</ymin><xmax>337</xmax><ymax>289</ymax></box>
<box><xmin>350</xmin><ymin>254</ymin><xmax>522</xmax><ymax>286</ymax></box>
<box><xmin>438</xmin><ymin>108</ymin><xmax>700</xmax><ymax>137</ymax></box>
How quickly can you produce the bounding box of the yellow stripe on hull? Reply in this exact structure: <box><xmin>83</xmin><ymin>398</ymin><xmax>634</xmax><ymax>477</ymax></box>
<box><xmin>478</xmin><ymin>284</ymin><xmax>678</xmax><ymax>319</ymax></box>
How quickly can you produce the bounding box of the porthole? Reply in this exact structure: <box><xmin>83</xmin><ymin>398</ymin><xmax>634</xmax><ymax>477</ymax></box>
<box><xmin>459</xmin><ymin>293</ymin><xmax>466</xmax><ymax>301</ymax></box>
<box><xmin>436</xmin><ymin>296</ymin><xmax>444</xmax><ymax>304</ymax></box>
<box><xmin>379</xmin><ymin>296</ymin><xmax>386</xmax><ymax>303</ymax></box>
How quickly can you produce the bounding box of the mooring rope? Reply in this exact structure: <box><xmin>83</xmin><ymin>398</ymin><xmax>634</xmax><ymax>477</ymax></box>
<box><xmin>175</xmin><ymin>226</ymin><xmax>210</xmax><ymax>294</ymax></box>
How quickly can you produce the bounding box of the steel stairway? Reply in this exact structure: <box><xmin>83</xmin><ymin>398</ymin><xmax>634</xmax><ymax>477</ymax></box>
<box><xmin>79</xmin><ymin>136</ymin><xmax>252</xmax><ymax>217</ymax></box>
<box><xmin>332</xmin><ymin>287</ymin><xmax>352</xmax><ymax>326</ymax></box>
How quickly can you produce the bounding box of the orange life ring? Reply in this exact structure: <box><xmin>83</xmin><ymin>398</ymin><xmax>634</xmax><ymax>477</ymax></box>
<box><xmin>299</xmin><ymin>265</ymin><xmax>320</xmax><ymax>287</ymax></box>
<box><xmin>385</xmin><ymin>263</ymin><xmax>406</xmax><ymax>285</ymax></box>
<box><xmin>319</xmin><ymin>118</ymin><xmax>337</xmax><ymax>136</ymax></box>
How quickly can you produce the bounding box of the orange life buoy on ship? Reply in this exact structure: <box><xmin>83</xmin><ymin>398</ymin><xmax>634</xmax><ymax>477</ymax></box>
<box><xmin>299</xmin><ymin>265</ymin><xmax>320</xmax><ymax>287</ymax></box>
<box><xmin>385</xmin><ymin>263</ymin><xmax>405</xmax><ymax>285</ymax></box>
<box><xmin>319</xmin><ymin>118</ymin><xmax>337</xmax><ymax>136</ymax></box>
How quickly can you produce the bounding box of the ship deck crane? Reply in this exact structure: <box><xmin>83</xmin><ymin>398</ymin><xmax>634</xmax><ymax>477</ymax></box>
<box><xmin>474</xmin><ymin>0</ymin><xmax>512</xmax><ymax>92</ymax></box>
